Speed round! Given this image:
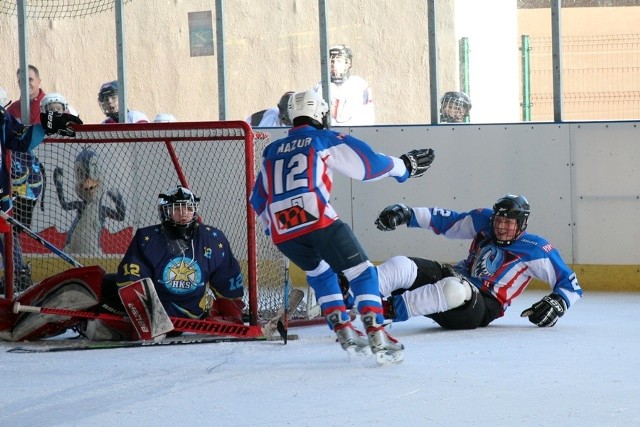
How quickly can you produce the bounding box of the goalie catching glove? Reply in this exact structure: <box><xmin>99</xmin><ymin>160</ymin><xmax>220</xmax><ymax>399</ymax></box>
<box><xmin>400</xmin><ymin>148</ymin><xmax>435</xmax><ymax>178</ymax></box>
<box><xmin>40</xmin><ymin>111</ymin><xmax>83</xmax><ymax>137</ymax></box>
<box><xmin>520</xmin><ymin>293</ymin><xmax>566</xmax><ymax>327</ymax></box>
<box><xmin>375</xmin><ymin>204</ymin><xmax>413</xmax><ymax>231</ymax></box>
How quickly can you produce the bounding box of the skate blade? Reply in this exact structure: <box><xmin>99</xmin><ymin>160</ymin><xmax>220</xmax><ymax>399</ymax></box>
<box><xmin>345</xmin><ymin>345</ymin><xmax>373</xmax><ymax>357</ymax></box>
<box><xmin>375</xmin><ymin>349</ymin><xmax>404</xmax><ymax>365</ymax></box>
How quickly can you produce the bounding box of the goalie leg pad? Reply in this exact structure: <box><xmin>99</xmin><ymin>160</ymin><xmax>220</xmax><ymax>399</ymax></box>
<box><xmin>80</xmin><ymin>318</ymin><xmax>135</xmax><ymax>341</ymax></box>
<box><xmin>4</xmin><ymin>267</ymin><xmax>104</xmax><ymax>341</ymax></box>
<box><xmin>118</xmin><ymin>278</ymin><xmax>174</xmax><ymax>340</ymax></box>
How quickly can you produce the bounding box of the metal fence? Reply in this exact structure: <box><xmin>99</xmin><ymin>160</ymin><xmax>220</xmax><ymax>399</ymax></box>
<box><xmin>523</xmin><ymin>34</ymin><xmax>640</xmax><ymax>121</ymax></box>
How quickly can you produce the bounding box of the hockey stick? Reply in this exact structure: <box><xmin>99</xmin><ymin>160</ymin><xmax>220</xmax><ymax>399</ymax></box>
<box><xmin>13</xmin><ymin>302</ymin><xmax>297</xmax><ymax>340</ymax></box>
<box><xmin>277</xmin><ymin>257</ymin><xmax>292</xmax><ymax>344</ymax></box>
<box><xmin>0</xmin><ymin>210</ymin><xmax>82</xmax><ymax>268</ymax></box>
<box><xmin>7</xmin><ymin>335</ymin><xmax>289</xmax><ymax>354</ymax></box>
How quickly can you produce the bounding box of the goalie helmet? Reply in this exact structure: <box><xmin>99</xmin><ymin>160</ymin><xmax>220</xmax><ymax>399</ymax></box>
<box><xmin>277</xmin><ymin>91</ymin><xmax>294</xmax><ymax>126</ymax></box>
<box><xmin>158</xmin><ymin>186</ymin><xmax>200</xmax><ymax>239</ymax></box>
<box><xmin>329</xmin><ymin>44</ymin><xmax>353</xmax><ymax>84</ymax></box>
<box><xmin>288</xmin><ymin>90</ymin><xmax>329</xmax><ymax>129</ymax></box>
<box><xmin>440</xmin><ymin>91</ymin><xmax>472</xmax><ymax>123</ymax></box>
<box><xmin>491</xmin><ymin>194</ymin><xmax>530</xmax><ymax>246</ymax></box>
<box><xmin>98</xmin><ymin>80</ymin><xmax>119</xmax><ymax>120</ymax></box>
<box><xmin>40</xmin><ymin>92</ymin><xmax>69</xmax><ymax>114</ymax></box>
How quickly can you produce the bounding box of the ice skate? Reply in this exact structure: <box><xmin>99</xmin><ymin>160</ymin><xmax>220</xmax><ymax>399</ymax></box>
<box><xmin>361</xmin><ymin>312</ymin><xmax>404</xmax><ymax>365</ymax></box>
<box><xmin>326</xmin><ymin>310</ymin><xmax>372</xmax><ymax>356</ymax></box>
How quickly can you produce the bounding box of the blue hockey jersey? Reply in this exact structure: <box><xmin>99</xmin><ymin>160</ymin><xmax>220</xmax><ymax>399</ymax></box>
<box><xmin>250</xmin><ymin>125</ymin><xmax>409</xmax><ymax>244</ymax></box>
<box><xmin>410</xmin><ymin>206</ymin><xmax>583</xmax><ymax>312</ymax></box>
<box><xmin>117</xmin><ymin>223</ymin><xmax>243</xmax><ymax>318</ymax></box>
<box><xmin>1</xmin><ymin>108</ymin><xmax>45</xmax><ymax>212</ymax></box>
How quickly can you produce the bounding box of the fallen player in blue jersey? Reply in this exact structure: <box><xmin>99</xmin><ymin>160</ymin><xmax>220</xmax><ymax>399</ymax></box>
<box><xmin>373</xmin><ymin>194</ymin><xmax>583</xmax><ymax>329</ymax></box>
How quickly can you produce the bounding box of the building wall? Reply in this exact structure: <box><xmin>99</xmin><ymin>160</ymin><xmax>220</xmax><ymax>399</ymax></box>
<box><xmin>2</xmin><ymin>2</ymin><xmax>636</xmax><ymax>125</ymax></box>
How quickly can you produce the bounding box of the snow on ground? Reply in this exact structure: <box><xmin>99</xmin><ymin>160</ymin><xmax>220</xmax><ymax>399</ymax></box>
<box><xmin>0</xmin><ymin>291</ymin><xmax>638</xmax><ymax>427</ymax></box>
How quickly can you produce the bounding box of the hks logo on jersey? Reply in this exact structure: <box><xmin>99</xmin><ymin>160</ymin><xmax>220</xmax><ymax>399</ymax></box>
<box><xmin>162</xmin><ymin>256</ymin><xmax>203</xmax><ymax>294</ymax></box>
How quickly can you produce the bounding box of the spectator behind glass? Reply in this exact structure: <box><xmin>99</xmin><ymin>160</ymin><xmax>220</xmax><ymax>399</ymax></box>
<box><xmin>7</xmin><ymin>65</ymin><xmax>45</xmax><ymax>125</ymax></box>
<box><xmin>98</xmin><ymin>80</ymin><xmax>149</xmax><ymax>124</ymax></box>
<box><xmin>439</xmin><ymin>91</ymin><xmax>472</xmax><ymax>123</ymax></box>
<box><xmin>314</xmin><ymin>44</ymin><xmax>375</xmax><ymax>126</ymax></box>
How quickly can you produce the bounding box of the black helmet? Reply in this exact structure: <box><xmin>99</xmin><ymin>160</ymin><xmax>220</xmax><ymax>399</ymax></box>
<box><xmin>98</xmin><ymin>80</ymin><xmax>119</xmax><ymax>121</ymax></box>
<box><xmin>329</xmin><ymin>44</ymin><xmax>353</xmax><ymax>84</ymax></box>
<box><xmin>491</xmin><ymin>194</ymin><xmax>530</xmax><ymax>246</ymax></box>
<box><xmin>158</xmin><ymin>186</ymin><xmax>200</xmax><ymax>239</ymax></box>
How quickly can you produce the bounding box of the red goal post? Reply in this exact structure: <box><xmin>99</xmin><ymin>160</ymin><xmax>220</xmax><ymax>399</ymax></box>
<box><xmin>7</xmin><ymin>121</ymin><xmax>299</xmax><ymax>324</ymax></box>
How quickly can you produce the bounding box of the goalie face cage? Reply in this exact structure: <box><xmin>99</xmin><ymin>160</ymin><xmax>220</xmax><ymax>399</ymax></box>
<box><xmin>6</xmin><ymin>121</ymin><xmax>293</xmax><ymax>325</ymax></box>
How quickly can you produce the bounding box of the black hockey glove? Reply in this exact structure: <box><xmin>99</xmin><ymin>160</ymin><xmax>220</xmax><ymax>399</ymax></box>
<box><xmin>400</xmin><ymin>148</ymin><xmax>435</xmax><ymax>178</ymax></box>
<box><xmin>520</xmin><ymin>293</ymin><xmax>566</xmax><ymax>327</ymax></box>
<box><xmin>41</xmin><ymin>111</ymin><xmax>83</xmax><ymax>137</ymax></box>
<box><xmin>375</xmin><ymin>203</ymin><xmax>413</xmax><ymax>231</ymax></box>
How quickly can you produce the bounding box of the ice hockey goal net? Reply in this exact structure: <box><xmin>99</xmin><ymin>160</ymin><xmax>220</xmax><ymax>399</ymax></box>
<box><xmin>7</xmin><ymin>121</ymin><xmax>300</xmax><ymax>324</ymax></box>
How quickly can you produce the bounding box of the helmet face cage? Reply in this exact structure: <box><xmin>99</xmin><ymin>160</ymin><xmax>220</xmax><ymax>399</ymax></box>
<box><xmin>98</xmin><ymin>81</ymin><xmax>119</xmax><ymax>118</ymax></box>
<box><xmin>440</xmin><ymin>91</ymin><xmax>472</xmax><ymax>123</ymax></box>
<box><xmin>158</xmin><ymin>186</ymin><xmax>200</xmax><ymax>238</ymax></box>
<box><xmin>288</xmin><ymin>90</ymin><xmax>329</xmax><ymax>129</ymax></box>
<box><xmin>491</xmin><ymin>194</ymin><xmax>530</xmax><ymax>246</ymax></box>
<box><xmin>329</xmin><ymin>45</ymin><xmax>353</xmax><ymax>84</ymax></box>
<box><xmin>98</xmin><ymin>81</ymin><xmax>118</xmax><ymax>102</ymax></box>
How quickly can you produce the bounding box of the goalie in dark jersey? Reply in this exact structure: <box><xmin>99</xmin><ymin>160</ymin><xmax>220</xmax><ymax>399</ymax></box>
<box><xmin>81</xmin><ymin>186</ymin><xmax>246</xmax><ymax>340</ymax></box>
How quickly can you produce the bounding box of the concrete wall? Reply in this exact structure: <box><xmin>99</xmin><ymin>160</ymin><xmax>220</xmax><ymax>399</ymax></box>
<box><xmin>0</xmin><ymin>0</ymin><xmax>436</xmax><ymax>125</ymax></box>
<box><xmin>2</xmin><ymin>2</ymin><xmax>637</xmax><ymax>125</ymax></box>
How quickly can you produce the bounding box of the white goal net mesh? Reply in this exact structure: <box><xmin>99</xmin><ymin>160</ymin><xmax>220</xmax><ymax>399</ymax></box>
<box><xmin>8</xmin><ymin>121</ymin><xmax>305</xmax><ymax>323</ymax></box>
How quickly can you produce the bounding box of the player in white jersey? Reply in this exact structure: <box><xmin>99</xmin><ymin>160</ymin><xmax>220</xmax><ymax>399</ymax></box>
<box><xmin>98</xmin><ymin>81</ymin><xmax>149</xmax><ymax>124</ymax></box>
<box><xmin>314</xmin><ymin>44</ymin><xmax>375</xmax><ymax>126</ymax></box>
<box><xmin>373</xmin><ymin>194</ymin><xmax>583</xmax><ymax>329</ymax></box>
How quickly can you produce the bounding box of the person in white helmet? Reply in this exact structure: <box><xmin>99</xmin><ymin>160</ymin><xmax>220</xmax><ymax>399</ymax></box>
<box><xmin>153</xmin><ymin>113</ymin><xmax>177</xmax><ymax>123</ymax></box>
<box><xmin>250</xmin><ymin>90</ymin><xmax>435</xmax><ymax>364</ymax></box>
